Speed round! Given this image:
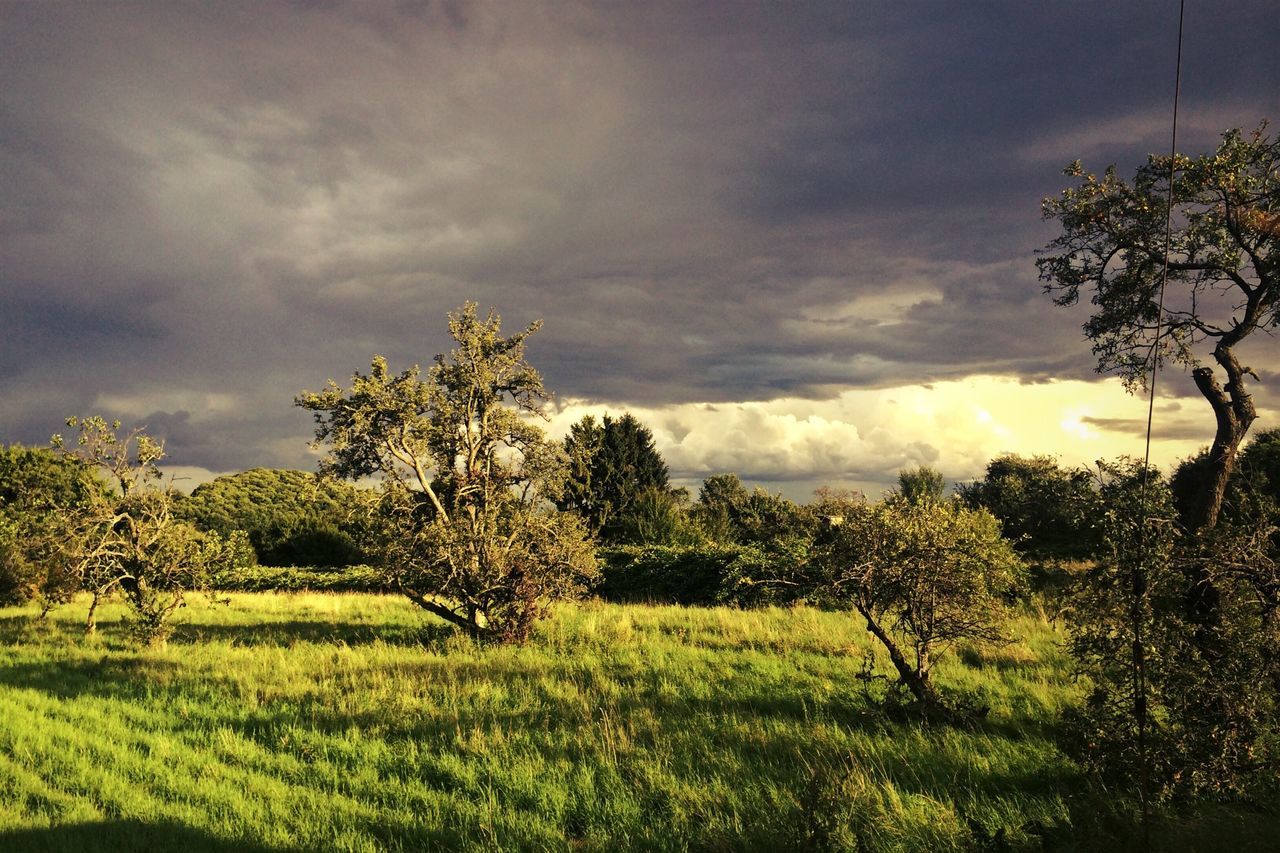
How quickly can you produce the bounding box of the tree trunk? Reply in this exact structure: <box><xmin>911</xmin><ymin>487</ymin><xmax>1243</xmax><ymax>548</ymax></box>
<box><xmin>85</xmin><ymin>591</ymin><xmax>100</xmax><ymax>636</ymax></box>
<box><xmin>1188</xmin><ymin>346</ymin><xmax>1257</xmax><ymax>635</ymax></box>
<box><xmin>1191</xmin><ymin>366</ymin><xmax>1253</xmax><ymax>531</ymax></box>
<box><xmin>400</xmin><ymin>585</ymin><xmax>487</xmax><ymax>638</ymax></box>
<box><xmin>857</xmin><ymin>604</ymin><xmax>938</xmax><ymax>709</ymax></box>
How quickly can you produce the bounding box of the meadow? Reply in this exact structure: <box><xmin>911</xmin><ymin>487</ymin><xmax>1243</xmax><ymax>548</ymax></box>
<box><xmin>0</xmin><ymin>593</ymin><xmax>1275</xmax><ymax>852</ymax></box>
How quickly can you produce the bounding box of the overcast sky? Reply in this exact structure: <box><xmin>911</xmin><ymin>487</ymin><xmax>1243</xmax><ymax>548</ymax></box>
<box><xmin>2</xmin><ymin>1</ymin><xmax>1278</xmax><ymax>498</ymax></box>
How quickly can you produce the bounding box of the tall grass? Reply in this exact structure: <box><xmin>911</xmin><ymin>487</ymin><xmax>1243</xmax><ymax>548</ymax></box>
<box><xmin>0</xmin><ymin>594</ymin><xmax>1274</xmax><ymax>851</ymax></box>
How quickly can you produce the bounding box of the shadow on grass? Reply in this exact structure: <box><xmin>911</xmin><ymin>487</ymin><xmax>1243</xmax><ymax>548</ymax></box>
<box><xmin>168</xmin><ymin>619</ymin><xmax>456</xmax><ymax>648</ymax></box>
<box><xmin>0</xmin><ymin>612</ymin><xmax>457</xmax><ymax>650</ymax></box>
<box><xmin>0</xmin><ymin>656</ymin><xmax>183</xmax><ymax>701</ymax></box>
<box><xmin>3</xmin><ymin>620</ymin><xmax>1277</xmax><ymax>852</ymax></box>
<box><xmin>0</xmin><ymin>820</ymin><xmax>288</xmax><ymax>853</ymax></box>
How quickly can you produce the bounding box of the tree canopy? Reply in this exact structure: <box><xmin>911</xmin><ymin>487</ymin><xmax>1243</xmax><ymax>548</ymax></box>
<box><xmin>956</xmin><ymin>454</ymin><xmax>1097</xmax><ymax>563</ymax></box>
<box><xmin>897</xmin><ymin>465</ymin><xmax>945</xmax><ymax>505</ymax></box>
<box><xmin>177</xmin><ymin>468</ymin><xmax>364</xmax><ymax>566</ymax></box>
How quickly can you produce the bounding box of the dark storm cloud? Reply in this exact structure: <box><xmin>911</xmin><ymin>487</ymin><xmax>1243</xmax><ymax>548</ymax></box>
<box><xmin>1</xmin><ymin>1</ymin><xmax>1277</xmax><ymax>476</ymax></box>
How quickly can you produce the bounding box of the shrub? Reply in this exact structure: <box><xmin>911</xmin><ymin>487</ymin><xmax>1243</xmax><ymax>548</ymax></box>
<box><xmin>1069</xmin><ymin>458</ymin><xmax>1280</xmax><ymax>803</ymax></box>
<box><xmin>595</xmin><ymin>545</ymin><xmax>741</xmax><ymax>605</ymax></box>
<box><xmin>594</xmin><ymin>542</ymin><xmax>813</xmax><ymax>607</ymax></box>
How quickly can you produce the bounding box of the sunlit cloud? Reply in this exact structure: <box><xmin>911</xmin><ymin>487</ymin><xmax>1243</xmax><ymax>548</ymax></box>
<box><xmin>548</xmin><ymin>375</ymin><xmax>1255</xmax><ymax>500</ymax></box>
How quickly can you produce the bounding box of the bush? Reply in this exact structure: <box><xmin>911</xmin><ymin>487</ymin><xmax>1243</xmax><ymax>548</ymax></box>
<box><xmin>595</xmin><ymin>545</ymin><xmax>741</xmax><ymax>605</ymax></box>
<box><xmin>1069</xmin><ymin>458</ymin><xmax>1280</xmax><ymax>803</ymax></box>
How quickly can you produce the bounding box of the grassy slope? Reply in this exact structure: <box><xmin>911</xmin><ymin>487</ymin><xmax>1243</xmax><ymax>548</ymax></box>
<box><xmin>0</xmin><ymin>594</ymin><xmax>1273</xmax><ymax>852</ymax></box>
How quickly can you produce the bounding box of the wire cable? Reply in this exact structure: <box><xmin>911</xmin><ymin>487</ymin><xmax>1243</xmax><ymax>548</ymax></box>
<box><xmin>1135</xmin><ymin>1</ymin><xmax>1186</xmax><ymax>847</ymax></box>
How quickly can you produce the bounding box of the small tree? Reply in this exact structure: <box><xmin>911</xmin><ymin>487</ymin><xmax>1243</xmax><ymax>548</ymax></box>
<box><xmin>810</xmin><ymin>496</ymin><xmax>1024</xmax><ymax>715</ymax></box>
<box><xmin>53</xmin><ymin>417</ymin><xmax>228</xmax><ymax>643</ymax></box>
<box><xmin>296</xmin><ymin>303</ymin><xmax>596</xmax><ymax>642</ymax></box>
<box><xmin>609</xmin><ymin>487</ymin><xmax>704</xmax><ymax>546</ymax></box>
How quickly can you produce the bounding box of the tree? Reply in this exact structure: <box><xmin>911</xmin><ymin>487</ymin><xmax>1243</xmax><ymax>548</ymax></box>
<box><xmin>609</xmin><ymin>487</ymin><xmax>704</xmax><ymax>546</ymax></box>
<box><xmin>695</xmin><ymin>473</ymin><xmax>752</xmax><ymax>542</ymax></box>
<box><xmin>1039</xmin><ymin>124</ymin><xmax>1279</xmax><ymax>533</ymax></box>
<box><xmin>1069</xmin><ymin>458</ymin><xmax>1280</xmax><ymax>802</ymax></box>
<box><xmin>809</xmin><ymin>495</ymin><xmax>1025</xmax><ymax>715</ymax></box>
<box><xmin>0</xmin><ymin>445</ymin><xmax>104</xmax><ymax>606</ymax></box>
<box><xmin>956</xmin><ymin>454</ymin><xmax>1098</xmax><ymax>563</ymax></box>
<box><xmin>177</xmin><ymin>468</ymin><xmax>365</xmax><ymax>566</ymax></box>
<box><xmin>53</xmin><ymin>417</ymin><xmax>232</xmax><ymax>642</ymax></box>
<box><xmin>695</xmin><ymin>473</ymin><xmax>815</xmax><ymax>547</ymax></box>
<box><xmin>897</xmin><ymin>465</ymin><xmax>945</xmax><ymax>505</ymax></box>
<box><xmin>296</xmin><ymin>303</ymin><xmax>596</xmax><ymax>642</ymax></box>
<box><xmin>558</xmin><ymin>413</ymin><xmax>671</xmax><ymax>543</ymax></box>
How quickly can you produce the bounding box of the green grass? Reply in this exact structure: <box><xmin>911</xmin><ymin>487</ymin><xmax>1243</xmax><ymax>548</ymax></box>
<box><xmin>0</xmin><ymin>594</ymin><xmax>1275</xmax><ymax>851</ymax></box>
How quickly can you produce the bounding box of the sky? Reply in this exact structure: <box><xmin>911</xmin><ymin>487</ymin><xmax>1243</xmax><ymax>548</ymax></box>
<box><xmin>2</xmin><ymin>1</ymin><xmax>1278</xmax><ymax>500</ymax></box>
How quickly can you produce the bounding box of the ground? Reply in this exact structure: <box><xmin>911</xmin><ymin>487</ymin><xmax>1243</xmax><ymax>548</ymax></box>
<box><xmin>0</xmin><ymin>594</ymin><xmax>1274</xmax><ymax>851</ymax></box>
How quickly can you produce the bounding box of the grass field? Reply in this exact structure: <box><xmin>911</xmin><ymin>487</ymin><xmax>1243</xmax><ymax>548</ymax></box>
<box><xmin>0</xmin><ymin>593</ymin><xmax>1275</xmax><ymax>852</ymax></box>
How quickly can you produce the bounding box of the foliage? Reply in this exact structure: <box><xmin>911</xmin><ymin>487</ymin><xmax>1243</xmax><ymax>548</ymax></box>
<box><xmin>595</xmin><ymin>544</ymin><xmax>738</xmax><ymax>605</ymax></box>
<box><xmin>1175</xmin><ymin>427</ymin><xmax>1280</xmax><ymax>528</ymax></box>
<box><xmin>1039</xmin><ymin>124</ymin><xmax>1279</xmax><ymax>532</ymax></box>
<box><xmin>177</xmin><ymin>468</ymin><xmax>364</xmax><ymax>566</ymax></box>
<box><xmin>0</xmin><ymin>445</ymin><xmax>105</xmax><ymax>606</ymax></box>
<box><xmin>692</xmin><ymin>473</ymin><xmax>749</xmax><ymax>542</ymax></box>
<box><xmin>296</xmin><ymin>303</ymin><xmax>597</xmax><ymax>642</ymax></box>
<box><xmin>0</xmin><ymin>518</ymin><xmax>39</xmax><ymax>607</ymax></box>
<box><xmin>606</xmin><ymin>487</ymin><xmax>705</xmax><ymax>547</ymax></box>
<box><xmin>897</xmin><ymin>465</ymin><xmax>945</xmax><ymax>504</ymax></box>
<box><xmin>694</xmin><ymin>473</ymin><xmax>816</xmax><ymax>547</ymax></box>
<box><xmin>1238</xmin><ymin>427</ymin><xmax>1280</xmax><ymax>499</ymax></box>
<box><xmin>809</xmin><ymin>495</ymin><xmax>1025</xmax><ymax>714</ymax></box>
<box><xmin>957</xmin><ymin>454</ymin><xmax>1098</xmax><ymax>563</ymax></box>
<box><xmin>51</xmin><ymin>417</ymin><xmax>235</xmax><ymax>644</ymax></box>
<box><xmin>558</xmin><ymin>413</ymin><xmax>672</xmax><ymax>543</ymax></box>
<box><xmin>720</xmin><ymin>540</ymin><xmax>817</xmax><ymax>609</ymax></box>
<box><xmin>1068</xmin><ymin>458</ymin><xmax>1280</xmax><ymax>804</ymax></box>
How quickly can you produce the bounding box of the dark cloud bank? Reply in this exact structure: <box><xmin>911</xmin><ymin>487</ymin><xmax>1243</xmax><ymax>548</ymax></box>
<box><xmin>1</xmin><ymin>1</ymin><xmax>1277</xmax><ymax>483</ymax></box>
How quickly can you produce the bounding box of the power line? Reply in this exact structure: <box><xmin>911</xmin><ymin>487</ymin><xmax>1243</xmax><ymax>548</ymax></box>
<box><xmin>1134</xmin><ymin>0</ymin><xmax>1186</xmax><ymax>847</ymax></box>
